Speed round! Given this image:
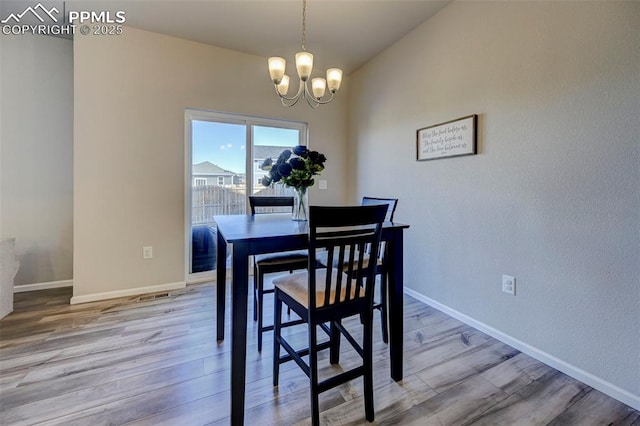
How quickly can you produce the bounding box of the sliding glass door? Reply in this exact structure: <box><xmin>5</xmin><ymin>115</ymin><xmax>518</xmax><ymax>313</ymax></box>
<box><xmin>185</xmin><ymin>110</ymin><xmax>307</xmax><ymax>278</ymax></box>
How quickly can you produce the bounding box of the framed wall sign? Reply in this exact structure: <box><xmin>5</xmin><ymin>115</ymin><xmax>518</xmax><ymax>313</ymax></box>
<box><xmin>416</xmin><ymin>114</ymin><xmax>477</xmax><ymax>161</ymax></box>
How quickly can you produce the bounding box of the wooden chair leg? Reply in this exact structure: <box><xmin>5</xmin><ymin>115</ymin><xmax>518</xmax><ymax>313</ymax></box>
<box><xmin>287</xmin><ymin>269</ymin><xmax>293</xmax><ymax>315</ymax></box>
<box><xmin>380</xmin><ymin>271</ymin><xmax>389</xmax><ymax>344</ymax></box>
<box><xmin>329</xmin><ymin>320</ymin><xmax>341</xmax><ymax>364</ymax></box>
<box><xmin>309</xmin><ymin>323</ymin><xmax>320</xmax><ymax>426</ymax></box>
<box><xmin>257</xmin><ymin>271</ymin><xmax>264</xmax><ymax>352</ymax></box>
<box><xmin>273</xmin><ymin>293</ymin><xmax>282</xmax><ymax>387</ymax></box>
<box><xmin>253</xmin><ymin>265</ymin><xmax>258</xmax><ymax>321</ymax></box>
<box><xmin>363</xmin><ymin>311</ymin><xmax>375</xmax><ymax>422</ymax></box>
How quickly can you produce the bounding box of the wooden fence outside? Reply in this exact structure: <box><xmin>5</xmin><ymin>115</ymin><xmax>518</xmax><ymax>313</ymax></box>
<box><xmin>191</xmin><ymin>185</ymin><xmax>291</xmax><ymax>224</ymax></box>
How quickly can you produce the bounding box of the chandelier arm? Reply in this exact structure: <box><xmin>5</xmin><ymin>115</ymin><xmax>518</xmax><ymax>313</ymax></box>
<box><xmin>312</xmin><ymin>91</ymin><xmax>336</xmax><ymax>105</ymax></box>
<box><xmin>302</xmin><ymin>83</ymin><xmax>336</xmax><ymax>106</ymax></box>
<box><xmin>277</xmin><ymin>82</ymin><xmax>305</xmax><ymax>107</ymax></box>
<box><xmin>281</xmin><ymin>96</ymin><xmax>302</xmax><ymax>107</ymax></box>
<box><xmin>274</xmin><ymin>78</ymin><xmax>306</xmax><ymax>103</ymax></box>
<box><xmin>304</xmin><ymin>97</ymin><xmax>321</xmax><ymax>108</ymax></box>
<box><xmin>303</xmin><ymin>84</ymin><xmax>321</xmax><ymax>108</ymax></box>
<box><xmin>279</xmin><ymin>91</ymin><xmax>302</xmax><ymax>107</ymax></box>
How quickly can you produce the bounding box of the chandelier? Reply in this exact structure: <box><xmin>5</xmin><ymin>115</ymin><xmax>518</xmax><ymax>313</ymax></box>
<box><xmin>267</xmin><ymin>0</ymin><xmax>343</xmax><ymax>108</ymax></box>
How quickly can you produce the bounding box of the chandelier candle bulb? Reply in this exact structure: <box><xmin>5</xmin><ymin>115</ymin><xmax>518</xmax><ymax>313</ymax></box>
<box><xmin>295</xmin><ymin>52</ymin><xmax>314</xmax><ymax>80</ymax></box>
<box><xmin>326</xmin><ymin>68</ymin><xmax>343</xmax><ymax>92</ymax></box>
<box><xmin>268</xmin><ymin>57</ymin><xmax>286</xmax><ymax>84</ymax></box>
<box><xmin>277</xmin><ymin>75</ymin><xmax>290</xmax><ymax>95</ymax></box>
<box><xmin>311</xmin><ymin>78</ymin><xmax>326</xmax><ymax>98</ymax></box>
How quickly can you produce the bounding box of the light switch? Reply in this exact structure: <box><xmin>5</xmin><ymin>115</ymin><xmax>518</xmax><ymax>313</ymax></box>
<box><xmin>319</xmin><ymin>180</ymin><xmax>327</xmax><ymax>190</ymax></box>
<box><xmin>143</xmin><ymin>246</ymin><xmax>153</xmax><ymax>259</ymax></box>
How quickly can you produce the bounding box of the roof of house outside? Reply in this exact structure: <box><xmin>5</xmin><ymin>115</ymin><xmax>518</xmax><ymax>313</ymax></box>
<box><xmin>254</xmin><ymin>145</ymin><xmax>293</xmax><ymax>161</ymax></box>
<box><xmin>192</xmin><ymin>161</ymin><xmax>235</xmax><ymax>175</ymax></box>
<box><xmin>192</xmin><ymin>146</ymin><xmax>301</xmax><ymax>175</ymax></box>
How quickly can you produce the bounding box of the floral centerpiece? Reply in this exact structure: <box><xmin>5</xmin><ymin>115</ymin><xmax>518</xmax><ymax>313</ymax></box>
<box><xmin>260</xmin><ymin>145</ymin><xmax>326</xmax><ymax>220</ymax></box>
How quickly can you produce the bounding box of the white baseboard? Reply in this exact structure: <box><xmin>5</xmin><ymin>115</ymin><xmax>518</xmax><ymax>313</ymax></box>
<box><xmin>404</xmin><ymin>287</ymin><xmax>640</xmax><ymax>412</ymax></box>
<box><xmin>186</xmin><ymin>271</ymin><xmax>215</xmax><ymax>284</ymax></box>
<box><xmin>70</xmin><ymin>281</ymin><xmax>186</xmax><ymax>305</ymax></box>
<box><xmin>14</xmin><ymin>279</ymin><xmax>73</xmax><ymax>293</ymax></box>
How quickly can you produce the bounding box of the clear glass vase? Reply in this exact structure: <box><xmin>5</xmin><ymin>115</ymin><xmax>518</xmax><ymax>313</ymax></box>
<box><xmin>292</xmin><ymin>187</ymin><xmax>308</xmax><ymax>221</ymax></box>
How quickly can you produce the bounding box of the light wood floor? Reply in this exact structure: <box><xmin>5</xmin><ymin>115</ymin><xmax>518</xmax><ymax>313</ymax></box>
<box><xmin>1</xmin><ymin>282</ymin><xmax>638</xmax><ymax>425</ymax></box>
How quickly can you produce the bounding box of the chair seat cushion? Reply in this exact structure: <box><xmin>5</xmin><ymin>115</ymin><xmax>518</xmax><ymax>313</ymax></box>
<box><xmin>255</xmin><ymin>250</ymin><xmax>309</xmax><ymax>265</ymax></box>
<box><xmin>273</xmin><ymin>270</ymin><xmax>365</xmax><ymax>308</ymax></box>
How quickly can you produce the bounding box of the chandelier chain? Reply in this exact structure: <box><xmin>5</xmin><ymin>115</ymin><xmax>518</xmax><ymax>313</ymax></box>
<box><xmin>301</xmin><ymin>0</ymin><xmax>307</xmax><ymax>51</ymax></box>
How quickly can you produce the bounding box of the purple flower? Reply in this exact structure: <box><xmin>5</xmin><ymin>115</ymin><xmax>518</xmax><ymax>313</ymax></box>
<box><xmin>260</xmin><ymin>157</ymin><xmax>273</xmax><ymax>170</ymax></box>
<box><xmin>289</xmin><ymin>157</ymin><xmax>305</xmax><ymax>170</ymax></box>
<box><xmin>260</xmin><ymin>176</ymin><xmax>272</xmax><ymax>186</ymax></box>
<box><xmin>278</xmin><ymin>162</ymin><xmax>293</xmax><ymax>177</ymax></box>
<box><xmin>293</xmin><ymin>145</ymin><xmax>308</xmax><ymax>157</ymax></box>
<box><xmin>277</xmin><ymin>149</ymin><xmax>292</xmax><ymax>164</ymax></box>
<box><xmin>259</xmin><ymin>146</ymin><xmax>326</xmax><ymax>189</ymax></box>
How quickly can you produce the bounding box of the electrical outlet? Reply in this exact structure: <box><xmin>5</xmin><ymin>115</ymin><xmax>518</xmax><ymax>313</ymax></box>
<box><xmin>502</xmin><ymin>274</ymin><xmax>515</xmax><ymax>295</ymax></box>
<box><xmin>143</xmin><ymin>246</ymin><xmax>153</xmax><ymax>259</ymax></box>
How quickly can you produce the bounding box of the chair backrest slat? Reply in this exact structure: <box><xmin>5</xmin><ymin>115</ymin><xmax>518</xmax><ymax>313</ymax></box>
<box><xmin>355</xmin><ymin>242</ymin><xmax>367</xmax><ymax>294</ymax></box>
<box><xmin>325</xmin><ymin>246</ymin><xmax>336</xmax><ymax>304</ymax></box>
<box><xmin>308</xmin><ymin>205</ymin><xmax>387</xmax><ymax>310</ymax></box>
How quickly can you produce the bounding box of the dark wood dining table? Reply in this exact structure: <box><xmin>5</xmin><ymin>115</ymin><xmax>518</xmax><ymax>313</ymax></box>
<box><xmin>214</xmin><ymin>213</ymin><xmax>409</xmax><ymax>425</ymax></box>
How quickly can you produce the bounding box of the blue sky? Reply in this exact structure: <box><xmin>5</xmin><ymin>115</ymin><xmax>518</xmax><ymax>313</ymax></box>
<box><xmin>192</xmin><ymin>121</ymin><xmax>299</xmax><ymax>173</ymax></box>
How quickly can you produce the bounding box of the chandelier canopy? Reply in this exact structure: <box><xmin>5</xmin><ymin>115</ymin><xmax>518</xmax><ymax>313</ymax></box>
<box><xmin>267</xmin><ymin>0</ymin><xmax>343</xmax><ymax>108</ymax></box>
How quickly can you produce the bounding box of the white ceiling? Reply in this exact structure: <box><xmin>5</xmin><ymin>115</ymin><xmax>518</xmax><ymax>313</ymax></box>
<box><xmin>67</xmin><ymin>0</ymin><xmax>451</xmax><ymax>74</ymax></box>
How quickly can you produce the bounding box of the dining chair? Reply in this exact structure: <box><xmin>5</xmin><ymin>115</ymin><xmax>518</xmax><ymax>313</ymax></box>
<box><xmin>249</xmin><ymin>196</ymin><xmax>308</xmax><ymax>352</ymax></box>
<box><xmin>317</xmin><ymin>196</ymin><xmax>398</xmax><ymax>343</ymax></box>
<box><xmin>272</xmin><ymin>204</ymin><xmax>387</xmax><ymax>425</ymax></box>
<box><xmin>360</xmin><ymin>196</ymin><xmax>398</xmax><ymax>343</ymax></box>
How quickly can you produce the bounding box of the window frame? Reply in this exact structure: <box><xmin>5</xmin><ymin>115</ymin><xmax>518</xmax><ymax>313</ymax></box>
<box><xmin>184</xmin><ymin>109</ymin><xmax>308</xmax><ymax>282</ymax></box>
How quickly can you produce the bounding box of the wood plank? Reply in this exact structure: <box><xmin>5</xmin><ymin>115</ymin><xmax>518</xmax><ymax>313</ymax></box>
<box><xmin>465</xmin><ymin>371</ymin><xmax>590</xmax><ymax>425</ymax></box>
<box><xmin>0</xmin><ymin>284</ymin><xmax>637</xmax><ymax>425</ymax></box>
<box><xmin>379</xmin><ymin>375</ymin><xmax>508</xmax><ymax>425</ymax></box>
<box><xmin>547</xmin><ymin>387</ymin><xmax>640</xmax><ymax>425</ymax></box>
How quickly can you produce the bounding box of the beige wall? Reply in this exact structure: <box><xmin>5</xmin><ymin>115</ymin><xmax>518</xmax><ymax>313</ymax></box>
<box><xmin>0</xmin><ymin>33</ymin><xmax>73</xmax><ymax>287</ymax></box>
<box><xmin>73</xmin><ymin>26</ymin><xmax>349</xmax><ymax>300</ymax></box>
<box><xmin>349</xmin><ymin>1</ymin><xmax>639</xmax><ymax>406</ymax></box>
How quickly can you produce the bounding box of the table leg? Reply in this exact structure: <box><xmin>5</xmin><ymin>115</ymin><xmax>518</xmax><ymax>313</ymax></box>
<box><xmin>216</xmin><ymin>230</ymin><xmax>227</xmax><ymax>341</ymax></box>
<box><xmin>387</xmin><ymin>229</ymin><xmax>404</xmax><ymax>381</ymax></box>
<box><xmin>230</xmin><ymin>243</ymin><xmax>249</xmax><ymax>425</ymax></box>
